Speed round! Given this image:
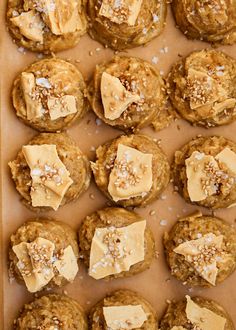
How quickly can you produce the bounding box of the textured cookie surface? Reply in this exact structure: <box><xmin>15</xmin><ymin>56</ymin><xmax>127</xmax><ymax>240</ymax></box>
<box><xmin>9</xmin><ymin>219</ymin><xmax>79</xmax><ymax>290</ymax></box>
<box><xmin>173</xmin><ymin>135</ymin><xmax>236</xmax><ymax>209</ymax></box>
<box><xmin>159</xmin><ymin>296</ymin><xmax>234</xmax><ymax>330</ymax></box>
<box><xmin>172</xmin><ymin>0</ymin><xmax>236</xmax><ymax>45</ymax></box>
<box><xmin>167</xmin><ymin>50</ymin><xmax>236</xmax><ymax>127</ymax></box>
<box><xmin>89</xmin><ymin>289</ymin><xmax>157</xmax><ymax>329</ymax></box>
<box><xmin>12</xmin><ymin>58</ymin><xmax>88</xmax><ymax>132</ymax></box>
<box><xmin>89</xmin><ymin>56</ymin><xmax>173</xmax><ymax>132</ymax></box>
<box><xmin>79</xmin><ymin>207</ymin><xmax>155</xmax><ymax>280</ymax></box>
<box><xmin>92</xmin><ymin>134</ymin><xmax>170</xmax><ymax>207</ymax></box>
<box><xmin>14</xmin><ymin>294</ymin><xmax>88</xmax><ymax>329</ymax></box>
<box><xmin>9</xmin><ymin>133</ymin><xmax>91</xmax><ymax>211</ymax></box>
<box><xmin>164</xmin><ymin>212</ymin><xmax>236</xmax><ymax>287</ymax></box>
<box><xmin>87</xmin><ymin>0</ymin><xmax>167</xmax><ymax>50</ymax></box>
<box><xmin>7</xmin><ymin>0</ymin><xmax>87</xmax><ymax>53</ymax></box>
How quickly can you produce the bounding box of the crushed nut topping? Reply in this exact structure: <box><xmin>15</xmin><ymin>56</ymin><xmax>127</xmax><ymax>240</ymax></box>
<box><xmin>32</xmin><ymin>161</ymin><xmax>64</xmax><ymax>186</ymax></box>
<box><xmin>100</xmin><ymin>0</ymin><xmax>131</xmax><ymax>24</ymax></box>
<box><xmin>112</xmin><ymin>156</ymin><xmax>148</xmax><ymax>190</ymax></box>
<box><xmin>201</xmin><ymin>161</ymin><xmax>235</xmax><ymax>196</ymax></box>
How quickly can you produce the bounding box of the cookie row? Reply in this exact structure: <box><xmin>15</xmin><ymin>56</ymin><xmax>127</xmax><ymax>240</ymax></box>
<box><xmin>9</xmin><ymin>209</ymin><xmax>236</xmax><ymax>292</ymax></box>
<box><xmin>14</xmin><ymin>291</ymin><xmax>234</xmax><ymax>329</ymax></box>
<box><xmin>8</xmin><ymin>132</ymin><xmax>236</xmax><ymax>210</ymax></box>
<box><xmin>11</xmin><ymin>50</ymin><xmax>236</xmax><ymax>134</ymax></box>
<box><xmin>7</xmin><ymin>0</ymin><xmax>236</xmax><ymax>53</ymax></box>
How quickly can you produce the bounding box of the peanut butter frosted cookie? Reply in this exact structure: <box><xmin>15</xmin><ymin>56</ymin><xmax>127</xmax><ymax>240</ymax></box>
<box><xmin>159</xmin><ymin>295</ymin><xmax>234</xmax><ymax>330</ymax></box>
<box><xmin>172</xmin><ymin>0</ymin><xmax>236</xmax><ymax>45</ymax></box>
<box><xmin>12</xmin><ymin>58</ymin><xmax>88</xmax><ymax>132</ymax></box>
<box><xmin>173</xmin><ymin>135</ymin><xmax>236</xmax><ymax>209</ymax></box>
<box><xmin>89</xmin><ymin>289</ymin><xmax>157</xmax><ymax>329</ymax></box>
<box><xmin>79</xmin><ymin>207</ymin><xmax>155</xmax><ymax>280</ymax></box>
<box><xmin>14</xmin><ymin>294</ymin><xmax>88</xmax><ymax>329</ymax></box>
<box><xmin>7</xmin><ymin>0</ymin><xmax>87</xmax><ymax>53</ymax></box>
<box><xmin>9</xmin><ymin>219</ymin><xmax>79</xmax><ymax>292</ymax></box>
<box><xmin>91</xmin><ymin>134</ymin><xmax>170</xmax><ymax>207</ymax></box>
<box><xmin>163</xmin><ymin>212</ymin><xmax>236</xmax><ymax>287</ymax></box>
<box><xmin>9</xmin><ymin>133</ymin><xmax>91</xmax><ymax>211</ymax></box>
<box><xmin>89</xmin><ymin>56</ymin><xmax>173</xmax><ymax>132</ymax></box>
<box><xmin>86</xmin><ymin>0</ymin><xmax>167</xmax><ymax>50</ymax></box>
<box><xmin>167</xmin><ymin>50</ymin><xmax>236</xmax><ymax>128</ymax></box>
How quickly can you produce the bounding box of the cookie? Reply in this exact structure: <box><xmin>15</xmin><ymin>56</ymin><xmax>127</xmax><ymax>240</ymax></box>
<box><xmin>163</xmin><ymin>211</ymin><xmax>236</xmax><ymax>287</ymax></box>
<box><xmin>89</xmin><ymin>56</ymin><xmax>173</xmax><ymax>132</ymax></box>
<box><xmin>79</xmin><ymin>207</ymin><xmax>155</xmax><ymax>280</ymax></box>
<box><xmin>9</xmin><ymin>132</ymin><xmax>91</xmax><ymax>211</ymax></box>
<box><xmin>12</xmin><ymin>58</ymin><xmax>89</xmax><ymax>132</ymax></box>
<box><xmin>86</xmin><ymin>0</ymin><xmax>167</xmax><ymax>50</ymax></box>
<box><xmin>9</xmin><ymin>218</ymin><xmax>79</xmax><ymax>292</ymax></box>
<box><xmin>91</xmin><ymin>134</ymin><xmax>170</xmax><ymax>207</ymax></box>
<box><xmin>173</xmin><ymin>135</ymin><xmax>236</xmax><ymax>209</ymax></box>
<box><xmin>89</xmin><ymin>289</ymin><xmax>157</xmax><ymax>330</ymax></box>
<box><xmin>159</xmin><ymin>295</ymin><xmax>234</xmax><ymax>330</ymax></box>
<box><xmin>7</xmin><ymin>0</ymin><xmax>87</xmax><ymax>53</ymax></box>
<box><xmin>14</xmin><ymin>294</ymin><xmax>88</xmax><ymax>329</ymax></box>
<box><xmin>167</xmin><ymin>50</ymin><xmax>236</xmax><ymax>128</ymax></box>
<box><xmin>172</xmin><ymin>0</ymin><xmax>236</xmax><ymax>45</ymax></box>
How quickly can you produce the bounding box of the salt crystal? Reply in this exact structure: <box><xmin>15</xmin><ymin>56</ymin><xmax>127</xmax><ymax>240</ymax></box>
<box><xmin>31</xmin><ymin>168</ymin><xmax>42</xmax><ymax>176</ymax></box>
<box><xmin>194</xmin><ymin>152</ymin><xmax>205</xmax><ymax>160</ymax></box>
<box><xmin>152</xmin><ymin>56</ymin><xmax>159</xmax><ymax>65</ymax></box>
<box><xmin>96</xmin><ymin>118</ymin><xmax>102</xmax><ymax>126</ymax></box>
<box><xmin>160</xmin><ymin>219</ymin><xmax>167</xmax><ymax>226</ymax></box>
<box><xmin>36</xmin><ymin>77</ymin><xmax>51</xmax><ymax>89</ymax></box>
<box><xmin>17</xmin><ymin>47</ymin><xmax>26</xmax><ymax>54</ymax></box>
<box><xmin>153</xmin><ymin>14</ymin><xmax>159</xmax><ymax>22</ymax></box>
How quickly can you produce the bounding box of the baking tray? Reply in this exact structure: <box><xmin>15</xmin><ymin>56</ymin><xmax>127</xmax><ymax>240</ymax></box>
<box><xmin>1</xmin><ymin>1</ymin><xmax>236</xmax><ymax>329</ymax></box>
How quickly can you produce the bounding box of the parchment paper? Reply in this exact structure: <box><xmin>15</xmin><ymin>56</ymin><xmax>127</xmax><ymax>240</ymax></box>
<box><xmin>1</xmin><ymin>2</ymin><xmax>236</xmax><ymax>329</ymax></box>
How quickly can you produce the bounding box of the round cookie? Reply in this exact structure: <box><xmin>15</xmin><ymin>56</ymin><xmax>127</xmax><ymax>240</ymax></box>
<box><xmin>86</xmin><ymin>0</ymin><xmax>167</xmax><ymax>50</ymax></box>
<box><xmin>89</xmin><ymin>56</ymin><xmax>172</xmax><ymax>132</ymax></box>
<box><xmin>163</xmin><ymin>212</ymin><xmax>236</xmax><ymax>287</ymax></box>
<box><xmin>89</xmin><ymin>289</ymin><xmax>157</xmax><ymax>329</ymax></box>
<box><xmin>167</xmin><ymin>50</ymin><xmax>236</xmax><ymax>128</ymax></box>
<box><xmin>172</xmin><ymin>0</ymin><xmax>236</xmax><ymax>45</ymax></box>
<box><xmin>12</xmin><ymin>58</ymin><xmax>89</xmax><ymax>132</ymax></box>
<box><xmin>78</xmin><ymin>207</ymin><xmax>155</xmax><ymax>280</ymax></box>
<box><xmin>172</xmin><ymin>135</ymin><xmax>236</xmax><ymax>209</ymax></box>
<box><xmin>14</xmin><ymin>294</ymin><xmax>88</xmax><ymax>329</ymax></box>
<box><xmin>159</xmin><ymin>295</ymin><xmax>234</xmax><ymax>330</ymax></box>
<box><xmin>7</xmin><ymin>0</ymin><xmax>87</xmax><ymax>53</ymax></box>
<box><xmin>9</xmin><ymin>218</ymin><xmax>79</xmax><ymax>292</ymax></box>
<box><xmin>9</xmin><ymin>132</ymin><xmax>91</xmax><ymax>211</ymax></box>
<box><xmin>91</xmin><ymin>134</ymin><xmax>170</xmax><ymax>207</ymax></box>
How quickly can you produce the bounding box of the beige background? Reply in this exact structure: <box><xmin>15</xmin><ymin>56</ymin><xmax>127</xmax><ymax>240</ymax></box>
<box><xmin>1</xmin><ymin>1</ymin><xmax>236</xmax><ymax>329</ymax></box>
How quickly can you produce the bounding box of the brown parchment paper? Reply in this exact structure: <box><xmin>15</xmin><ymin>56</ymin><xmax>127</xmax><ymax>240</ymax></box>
<box><xmin>1</xmin><ymin>2</ymin><xmax>236</xmax><ymax>329</ymax></box>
